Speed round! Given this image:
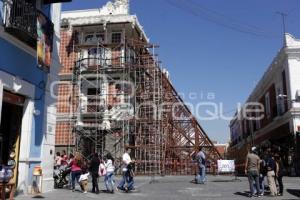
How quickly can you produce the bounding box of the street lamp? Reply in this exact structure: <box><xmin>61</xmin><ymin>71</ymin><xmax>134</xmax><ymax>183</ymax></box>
<box><xmin>277</xmin><ymin>94</ymin><xmax>297</xmax><ymax>103</ymax></box>
<box><xmin>249</xmin><ymin>117</ymin><xmax>255</xmax><ymax>147</ymax></box>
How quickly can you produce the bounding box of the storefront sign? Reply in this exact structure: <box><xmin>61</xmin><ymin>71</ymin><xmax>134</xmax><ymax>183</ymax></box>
<box><xmin>3</xmin><ymin>91</ymin><xmax>25</xmax><ymax>106</ymax></box>
<box><xmin>37</xmin><ymin>11</ymin><xmax>54</xmax><ymax>70</ymax></box>
<box><xmin>217</xmin><ymin>160</ymin><xmax>235</xmax><ymax>173</ymax></box>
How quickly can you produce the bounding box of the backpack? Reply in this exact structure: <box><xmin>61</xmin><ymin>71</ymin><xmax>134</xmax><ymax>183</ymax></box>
<box><xmin>98</xmin><ymin>163</ymin><xmax>107</xmax><ymax>176</ymax></box>
<box><xmin>259</xmin><ymin>160</ymin><xmax>267</xmax><ymax>176</ymax></box>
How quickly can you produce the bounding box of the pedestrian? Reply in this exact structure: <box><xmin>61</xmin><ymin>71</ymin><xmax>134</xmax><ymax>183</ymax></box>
<box><xmin>195</xmin><ymin>146</ymin><xmax>206</xmax><ymax>184</ymax></box>
<box><xmin>258</xmin><ymin>155</ymin><xmax>267</xmax><ymax>196</ymax></box>
<box><xmin>89</xmin><ymin>153</ymin><xmax>100</xmax><ymax>194</ymax></box>
<box><xmin>117</xmin><ymin>148</ymin><xmax>135</xmax><ymax>192</ymax></box>
<box><xmin>55</xmin><ymin>152</ymin><xmax>62</xmax><ymax>169</ymax></box>
<box><xmin>79</xmin><ymin>171</ymin><xmax>89</xmax><ymax>194</ymax></box>
<box><xmin>244</xmin><ymin>147</ymin><xmax>261</xmax><ymax>197</ymax></box>
<box><xmin>68</xmin><ymin>153</ymin><xmax>74</xmax><ymax>165</ymax></box>
<box><xmin>61</xmin><ymin>150</ymin><xmax>68</xmax><ymax>166</ymax></box>
<box><xmin>265</xmin><ymin>150</ymin><xmax>277</xmax><ymax>197</ymax></box>
<box><xmin>275</xmin><ymin>155</ymin><xmax>284</xmax><ymax>196</ymax></box>
<box><xmin>79</xmin><ymin>159</ymin><xmax>89</xmax><ymax>194</ymax></box>
<box><xmin>67</xmin><ymin>153</ymin><xmax>74</xmax><ymax>189</ymax></box>
<box><xmin>69</xmin><ymin>152</ymin><xmax>83</xmax><ymax>192</ymax></box>
<box><xmin>104</xmin><ymin>153</ymin><xmax>115</xmax><ymax>193</ymax></box>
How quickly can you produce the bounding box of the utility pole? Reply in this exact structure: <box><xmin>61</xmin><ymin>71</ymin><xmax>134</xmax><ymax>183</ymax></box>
<box><xmin>276</xmin><ymin>12</ymin><xmax>288</xmax><ymax>46</ymax></box>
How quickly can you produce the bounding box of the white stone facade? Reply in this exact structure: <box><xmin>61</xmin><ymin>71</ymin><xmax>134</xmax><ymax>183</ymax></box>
<box><xmin>40</xmin><ymin>3</ymin><xmax>62</xmax><ymax>193</ymax></box>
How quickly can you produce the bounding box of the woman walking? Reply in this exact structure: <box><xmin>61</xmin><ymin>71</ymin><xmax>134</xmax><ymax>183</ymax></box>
<box><xmin>89</xmin><ymin>153</ymin><xmax>100</xmax><ymax>194</ymax></box>
<box><xmin>69</xmin><ymin>152</ymin><xmax>83</xmax><ymax>192</ymax></box>
<box><xmin>104</xmin><ymin>153</ymin><xmax>115</xmax><ymax>193</ymax></box>
<box><xmin>265</xmin><ymin>151</ymin><xmax>277</xmax><ymax>197</ymax></box>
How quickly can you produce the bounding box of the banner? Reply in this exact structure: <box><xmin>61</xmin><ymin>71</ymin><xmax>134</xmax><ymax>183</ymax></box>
<box><xmin>217</xmin><ymin>160</ymin><xmax>235</xmax><ymax>173</ymax></box>
<box><xmin>37</xmin><ymin>11</ymin><xmax>54</xmax><ymax>70</ymax></box>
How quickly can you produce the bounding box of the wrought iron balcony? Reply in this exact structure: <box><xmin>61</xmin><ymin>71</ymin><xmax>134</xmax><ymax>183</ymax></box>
<box><xmin>3</xmin><ymin>0</ymin><xmax>37</xmax><ymax>47</ymax></box>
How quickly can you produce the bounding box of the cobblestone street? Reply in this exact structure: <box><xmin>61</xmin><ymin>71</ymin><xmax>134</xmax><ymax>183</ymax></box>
<box><xmin>16</xmin><ymin>176</ymin><xmax>300</xmax><ymax>200</ymax></box>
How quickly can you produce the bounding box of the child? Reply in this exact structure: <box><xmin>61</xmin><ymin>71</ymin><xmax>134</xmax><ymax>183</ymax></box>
<box><xmin>104</xmin><ymin>153</ymin><xmax>115</xmax><ymax>193</ymax></box>
<box><xmin>79</xmin><ymin>172</ymin><xmax>89</xmax><ymax>194</ymax></box>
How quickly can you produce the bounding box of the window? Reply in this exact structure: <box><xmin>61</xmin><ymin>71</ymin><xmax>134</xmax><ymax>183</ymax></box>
<box><xmin>277</xmin><ymin>87</ymin><xmax>285</xmax><ymax>116</ymax></box>
<box><xmin>84</xmin><ymin>35</ymin><xmax>93</xmax><ymax>43</ymax></box>
<box><xmin>84</xmin><ymin>33</ymin><xmax>105</xmax><ymax>44</ymax></box>
<box><xmin>96</xmin><ymin>34</ymin><xmax>105</xmax><ymax>42</ymax></box>
<box><xmin>111</xmin><ymin>32</ymin><xmax>122</xmax><ymax>44</ymax></box>
<box><xmin>87</xmin><ymin>88</ymin><xmax>97</xmax><ymax>95</ymax></box>
<box><xmin>265</xmin><ymin>92</ymin><xmax>271</xmax><ymax>118</ymax></box>
<box><xmin>87</xmin><ymin>88</ymin><xmax>101</xmax><ymax>95</ymax></box>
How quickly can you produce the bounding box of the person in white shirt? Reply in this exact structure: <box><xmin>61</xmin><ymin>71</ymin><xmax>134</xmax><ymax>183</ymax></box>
<box><xmin>104</xmin><ymin>153</ymin><xmax>115</xmax><ymax>193</ymax></box>
<box><xmin>122</xmin><ymin>151</ymin><xmax>132</xmax><ymax>166</ymax></box>
<box><xmin>117</xmin><ymin>148</ymin><xmax>135</xmax><ymax>192</ymax></box>
<box><xmin>79</xmin><ymin>172</ymin><xmax>89</xmax><ymax>194</ymax></box>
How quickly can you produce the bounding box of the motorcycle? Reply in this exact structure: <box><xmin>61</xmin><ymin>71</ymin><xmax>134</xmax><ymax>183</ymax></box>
<box><xmin>53</xmin><ymin>166</ymin><xmax>71</xmax><ymax>189</ymax></box>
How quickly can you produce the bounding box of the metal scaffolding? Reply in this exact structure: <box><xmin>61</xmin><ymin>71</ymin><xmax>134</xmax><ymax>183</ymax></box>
<box><xmin>63</xmin><ymin>24</ymin><xmax>221</xmax><ymax>176</ymax></box>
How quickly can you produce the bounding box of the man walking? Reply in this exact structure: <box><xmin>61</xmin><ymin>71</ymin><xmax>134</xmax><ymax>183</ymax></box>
<box><xmin>196</xmin><ymin>147</ymin><xmax>206</xmax><ymax>184</ymax></box>
<box><xmin>117</xmin><ymin>148</ymin><xmax>135</xmax><ymax>192</ymax></box>
<box><xmin>245</xmin><ymin>147</ymin><xmax>261</xmax><ymax>197</ymax></box>
<box><xmin>89</xmin><ymin>153</ymin><xmax>100</xmax><ymax>194</ymax></box>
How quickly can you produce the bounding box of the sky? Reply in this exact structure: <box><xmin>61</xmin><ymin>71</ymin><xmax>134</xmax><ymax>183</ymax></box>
<box><xmin>62</xmin><ymin>0</ymin><xmax>300</xmax><ymax>143</ymax></box>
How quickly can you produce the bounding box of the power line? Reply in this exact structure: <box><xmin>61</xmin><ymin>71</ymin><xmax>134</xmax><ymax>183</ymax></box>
<box><xmin>165</xmin><ymin>0</ymin><xmax>281</xmax><ymax>38</ymax></box>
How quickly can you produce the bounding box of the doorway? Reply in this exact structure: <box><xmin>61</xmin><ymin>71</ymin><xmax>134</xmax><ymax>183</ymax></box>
<box><xmin>0</xmin><ymin>91</ymin><xmax>24</xmax><ymax>184</ymax></box>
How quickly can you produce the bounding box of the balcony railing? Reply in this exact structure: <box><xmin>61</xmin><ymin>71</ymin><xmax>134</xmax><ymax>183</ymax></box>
<box><xmin>3</xmin><ymin>0</ymin><xmax>37</xmax><ymax>47</ymax></box>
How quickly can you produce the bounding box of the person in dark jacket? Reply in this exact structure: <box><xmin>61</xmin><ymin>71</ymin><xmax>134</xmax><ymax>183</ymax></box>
<box><xmin>258</xmin><ymin>155</ymin><xmax>267</xmax><ymax>196</ymax></box>
<box><xmin>275</xmin><ymin>155</ymin><xmax>284</xmax><ymax>196</ymax></box>
<box><xmin>265</xmin><ymin>151</ymin><xmax>277</xmax><ymax>197</ymax></box>
<box><xmin>89</xmin><ymin>153</ymin><xmax>100</xmax><ymax>194</ymax></box>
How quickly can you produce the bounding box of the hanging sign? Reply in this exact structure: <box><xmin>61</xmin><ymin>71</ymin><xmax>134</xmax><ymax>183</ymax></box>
<box><xmin>37</xmin><ymin>10</ymin><xmax>54</xmax><ymax>70</ymax></box>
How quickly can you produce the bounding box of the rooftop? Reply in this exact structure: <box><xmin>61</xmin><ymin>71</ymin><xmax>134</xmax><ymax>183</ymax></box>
<box><xmin>61</xmin><ymin>0</ymin><xmax>149</xmax><ymax>42</ymax></box>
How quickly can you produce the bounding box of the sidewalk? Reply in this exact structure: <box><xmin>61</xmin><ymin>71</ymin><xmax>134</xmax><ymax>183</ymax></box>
<box><xmin>15</xmin><ymin>175</ymin><xmax>300</xmax><ymax>200</ymax></box>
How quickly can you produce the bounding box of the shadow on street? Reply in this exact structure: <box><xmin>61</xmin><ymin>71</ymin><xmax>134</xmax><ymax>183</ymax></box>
<box><xmin>287</xmin><ymin>189</ymin><xmax>300</xmax><ymax>198</ymax></box>
<box><xmin>233</xmin><ymin>191</ymin><xmax>250</xmax><ymax>197</ymax></box>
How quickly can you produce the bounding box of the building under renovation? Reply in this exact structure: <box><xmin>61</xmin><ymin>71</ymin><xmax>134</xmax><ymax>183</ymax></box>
<box><xmin>56</xmin><ymin>0</ymin><xmax>220</xmax><ymax>175</ymax></box>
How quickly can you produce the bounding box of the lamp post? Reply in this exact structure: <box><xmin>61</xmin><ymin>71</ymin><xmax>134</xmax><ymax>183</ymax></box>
<box><xmin>249</xmin><ymin>117</ymin><xmax>255</xmax><ymax>147</ymax></box>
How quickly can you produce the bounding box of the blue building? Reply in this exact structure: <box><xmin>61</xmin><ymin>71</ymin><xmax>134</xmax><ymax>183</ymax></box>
<box><xmin>0</xmin><ymin>0</ymin><xmax>69</xmax><ymax>194</ymax></box>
